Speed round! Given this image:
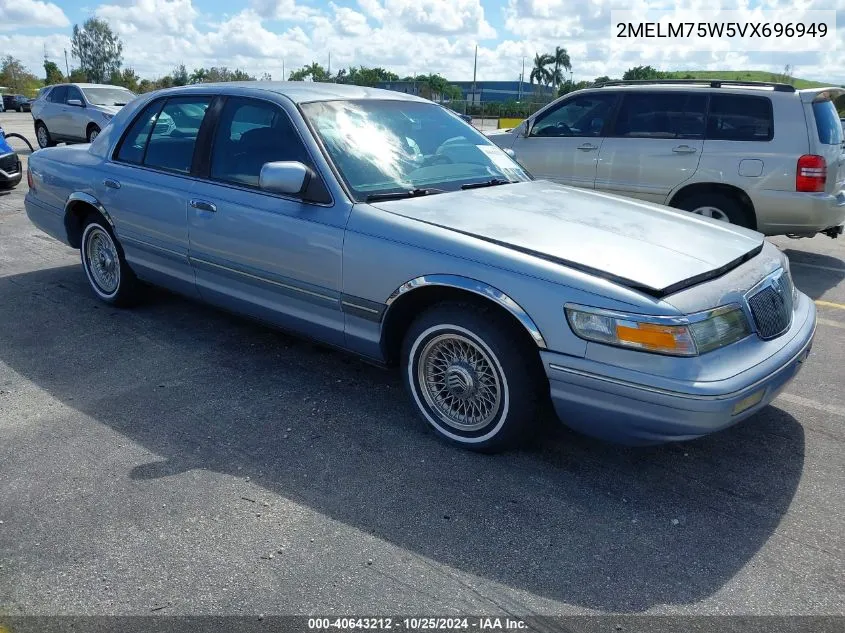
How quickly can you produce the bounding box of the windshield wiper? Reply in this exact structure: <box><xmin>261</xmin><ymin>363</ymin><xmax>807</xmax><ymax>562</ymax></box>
<box><xmin>365</xmin><ymin>188</ymin><xmax>443</xmax><ymax>202</ymax></box>
<box><xmin>461</xmin><ymin>178</ymin><xmax>513</xmax><ymax>190</ymax></box>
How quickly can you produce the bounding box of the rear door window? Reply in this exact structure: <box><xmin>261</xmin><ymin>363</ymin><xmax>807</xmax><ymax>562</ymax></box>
<box><xmin>812</xmin><ymin>100</ymin><xmax>843</xmax><ymax>145</ymax></box>
<box><xmin>706</xmin><ymin>95</ymin><xmax>773</xmax><ymax>141</ymax></box>
<box><xmin>47</xmin><ymin>86</ymin><xmax>67</xmax><ymax>103</ymax></box>
<box><xmin>612</xmin><ymin>92</ymin><xmax>707</xmax><ymax>138</ymax></box>
<box><xmin>142</xmin><ymin>97</ymin><xmax>211</xmax><ymax>173</ymax></box>
<box><xmin>115</xmin><ymin>100</ymin><xmax>166</xmax><ymax>164</ymax></box>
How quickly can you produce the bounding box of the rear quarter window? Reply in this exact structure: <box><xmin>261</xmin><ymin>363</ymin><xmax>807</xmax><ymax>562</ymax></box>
<box><xmin>812</xmin><ymin>100</ymin><xmax>843</xmax><ymax>145</ymax></box>
<box><xmin>706</xmin><ymin>94</ymin><xmax>773</xmax><ymax>142</ymax></box>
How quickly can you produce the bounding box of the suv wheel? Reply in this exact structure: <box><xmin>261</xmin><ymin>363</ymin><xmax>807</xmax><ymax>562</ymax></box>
<box><xmin>87</xmin><ymin>125</ymin><xmax>101</xmax><ymax>143</ymax></box>
<box><xmin>401</xmin><ymin>302</ymin><xmax>541</xmax><ymax>453</ymax></box>
<box><xmin>35</xmin><ymin>122</ymin><xmax>56</xmax><ymax>149</ymax></box>
<box><xmin>675</xmin><ymin>192</ymin><xmax>753</xmax><ymax>229</ymax></box>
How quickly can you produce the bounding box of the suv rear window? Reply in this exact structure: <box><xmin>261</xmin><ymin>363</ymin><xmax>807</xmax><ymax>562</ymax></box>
<box><xmin>812</xmin><ymin>100</ymin><xmax>843</xmax><ymax>145</ymax></box>
<box><xmin>706</xmin><ymin>95</ymin><xmax>773</xmax><ymax>141</ymax></box>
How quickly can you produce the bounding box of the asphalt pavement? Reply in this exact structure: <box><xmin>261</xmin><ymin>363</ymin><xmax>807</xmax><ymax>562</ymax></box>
<box><xmin>0</xmin><ymin>112</ymin><xmax>843</xmax><ymax>618</ymax></box>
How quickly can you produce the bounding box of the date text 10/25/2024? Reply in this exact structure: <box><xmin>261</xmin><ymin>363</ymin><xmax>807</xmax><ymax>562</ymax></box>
<box><xmin>307</xmin><ymin>617</ymin><xmax>528</xmax><ymax>631</ymax></box>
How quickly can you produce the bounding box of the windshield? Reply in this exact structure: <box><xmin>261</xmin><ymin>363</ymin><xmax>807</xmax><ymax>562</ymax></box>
<box><xmin>300</xmin><ymin>100</ymin><xmax>530</xmax><ymax>200</ymax></box>
<box><xmin>82</xmin><ymin>87</ymin><xmax>136</xmax><ymax>106</ymax></box>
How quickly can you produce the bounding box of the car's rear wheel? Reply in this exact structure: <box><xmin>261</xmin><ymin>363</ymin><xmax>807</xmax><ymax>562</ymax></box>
<box><xmin>675</xmin><ymin>192</ymin><xmax>753</xmax><ymax>229</ymax></box>
<box><xmin>401</xmin><ymin>302</ymin><xmax>542</xmax><ymax>452</ymax></box>
<box><xmin>80</xmin><ymin>217</ymin><xmax>141</xmax><ymax>306</ymax></box>
<box><xmin>87</xmin><ymin>125</ymin><xmax>101</xmax><ymax>143</ymax></box>
<box><xmin>35</xmin><ymin>122</ymin><xmax>55</xmax><ymax>149</ymax></box>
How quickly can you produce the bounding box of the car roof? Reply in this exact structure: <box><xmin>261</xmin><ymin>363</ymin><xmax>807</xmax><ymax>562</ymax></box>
<box><xmin>151</xmin><ymin>81</ymin><xmax>429</xmax><ymax>104</ymax></box>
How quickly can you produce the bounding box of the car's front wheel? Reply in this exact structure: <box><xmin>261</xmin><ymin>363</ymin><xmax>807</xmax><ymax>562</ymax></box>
<box><xmin>35</xmin><ymin>122</ymin><xmax>55</xmax><ymax>149</ymax></box>
<box><xmin>80</xmin><ymin>217</ymin><xmax>141</xmax><ymax>306</ymax></box>
<box><xmin>401</xmin><ymin>302</ymin><xmax>542</xmax><ymax>452</ymax></box>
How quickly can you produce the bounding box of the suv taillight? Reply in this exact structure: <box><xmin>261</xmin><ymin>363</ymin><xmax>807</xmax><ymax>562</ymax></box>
<box><xmin>27</xmin><ymin>166</ymin><xmax>33</xmax><ymax>189</ymax></box>
<box><xmin>796</xmin><ymin>154</ymin><xmax>826</xmax><ymax>192</ymax></box>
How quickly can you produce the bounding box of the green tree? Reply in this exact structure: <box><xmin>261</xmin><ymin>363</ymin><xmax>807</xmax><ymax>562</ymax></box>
<box><xmin>593</xmin><ymin>75</ymin><xmax>613</xmax><ymax>85</ymax></box>
<box><xmin>109</xmin><ymin>67</ymin><xmax>139</xmax><ymax>91</ymax></box>
<box><xmin>71</xmin><ymin>17</ymin><xmax>123</xmax><ymax>83</ymax></box>
<box><xmin>550</xmin><ymin>46</ymin><xmax>571</xmax><ymax>90</ymax></box>
<box><xmin>44</xmin><ymin>59</ymin><xmax>64</xmax><ymax>85</ymax></box>
<box><xmin>138</xmin><ymin>78</ymin><xmax>154</xmax><ymax>93</ymax></box>
<box><xmin>189</xmin><ymin>67</ymin><xmax>208</xmax><ymax>83</ymax></box>
<box><xmin>529</xmin><ymin>53</ymin><xmax>553</xmax><ymax>86</ymax></box>
<box><xmin>171</xmin><ymin>64</ymin><xmax>189</xmax><ymax>86</ymax></box>
<box><xmin>622</xmin><ymin>65</ymin><xmax>665</xmax><ymax>80</ymax></box>
<box><xmin>68</xmin><ymin>68</ymin><xmax>88</xmax><ymax>82</ymax></box>
<box><xmin>288</xmin><ymin>63</ymin><xmax>329</xmax><ymax>82</ymax></box>
<box><xmin>0</xmin><ymin>56</ymin><xmax>39</xmax><ymax>93</ymax></box>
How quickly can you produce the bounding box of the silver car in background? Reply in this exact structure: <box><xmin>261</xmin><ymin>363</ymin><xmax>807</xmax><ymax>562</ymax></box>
<box><xmin>488</xmin><ymin>80</ymin><xmax>845</xmax><ymax>239</ymax></box>
<box><xmin>31</xmin><ymin>83</ymin><xmax>136</xmax><ymax>147</ymax></box>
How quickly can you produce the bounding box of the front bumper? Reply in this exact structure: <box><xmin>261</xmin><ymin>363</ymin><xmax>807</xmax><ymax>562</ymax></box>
<box><xmin>543</xmin><ymin>296</ymin><xmax>816</xmax><ymax>445</ymax></box>
<box><xmin>0</xmin><ymin>152</ymin><xmax>22</xmax><ymax>188</ymax></box>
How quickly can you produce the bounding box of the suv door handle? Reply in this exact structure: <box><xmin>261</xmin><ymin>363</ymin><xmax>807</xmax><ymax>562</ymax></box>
<box><xmin>190</xmin><ymin>199</ymin><xmax>217</xmax><ymax>213</ymax></box>
<box><xmin>577</xmin><ymin>143</ymin><xmax>599</xmax><ymax>151</ymax></box>
<box><xmin>672</xmin><ymin>145</ymin><xmax>697</xmax><ymax>154</ymax></box>
<box><xmin>103</xmin><ymin>178</ymin><xmax>121</xmax><ymax>189</ymax></box>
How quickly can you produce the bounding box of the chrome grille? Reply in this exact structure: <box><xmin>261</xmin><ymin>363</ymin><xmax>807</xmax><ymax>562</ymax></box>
<box><xmin>747</xmin><ymin>270</ymin><xmax>793</xmax><ymax>340</ymax></box>
<box><xmin>0</xmin><ymin>152</ymin><xmax>19</xmax><ymax>174</ymax></box>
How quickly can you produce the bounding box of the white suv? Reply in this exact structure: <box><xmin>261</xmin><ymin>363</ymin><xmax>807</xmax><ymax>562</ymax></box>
<box><xmin>488</xmin><ymin>80</ymin><xmax>845</xmax><ymax>238</ymax></box>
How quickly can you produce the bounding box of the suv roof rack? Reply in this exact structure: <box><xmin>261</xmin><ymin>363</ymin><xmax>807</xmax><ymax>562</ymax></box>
<box><xmin>592</xmin><ymin>79</ymin><xmax>797</xmax><ymax>93</ymax></box>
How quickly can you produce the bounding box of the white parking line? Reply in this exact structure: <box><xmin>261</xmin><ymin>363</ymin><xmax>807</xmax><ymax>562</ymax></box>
<box><xmin>778</xmin><ymin>393</ymin><xmax>845</xmax><ymax>418</ymax></box>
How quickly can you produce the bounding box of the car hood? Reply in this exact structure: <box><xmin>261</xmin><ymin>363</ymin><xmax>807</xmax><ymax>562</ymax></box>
<box><xmin>368</xmin><ymin>181</ymin><xmax>765</xmax><ymax>297</ymax></box>
<box><xmin>92</xmin><ymin>105</ymin><xmax>123</xmax><ymax>115</ymax></box>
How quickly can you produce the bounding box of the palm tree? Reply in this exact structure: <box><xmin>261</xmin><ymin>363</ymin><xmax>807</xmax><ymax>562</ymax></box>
<box><xmin>529</xmin><ymin>53</ymin><xmax>552</xmax><ymax>86</ymax></box>
<box><xmin>551</xmin><ymin>46</ymin><xmax>571</xmax><ymax>90</ymax></box>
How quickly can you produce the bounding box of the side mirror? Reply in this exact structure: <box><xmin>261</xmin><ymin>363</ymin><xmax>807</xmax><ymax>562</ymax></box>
<box><xmin>521</xmin><ymin>120</ymin><xmax>532</xmax><ymax>137</ymax></box>
<box><xmin>259</xmin><ymin>161</ymin><xmax>311</xmax><ymax>196</ymax></box>
<box><xmin>67</xmin><ymin>99</ymin><xmax>84</xmax><ymax>107</ymax></box>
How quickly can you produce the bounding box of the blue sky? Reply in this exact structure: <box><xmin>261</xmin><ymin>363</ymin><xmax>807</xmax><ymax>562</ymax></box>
<box><xmin>2</xmin><ymin>0</ymin><xmax>844</xmax><ymax>84</ymax></box>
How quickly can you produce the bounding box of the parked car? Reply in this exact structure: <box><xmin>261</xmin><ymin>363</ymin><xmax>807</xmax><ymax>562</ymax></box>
<box><xmin>24</xmin><ymin>83</ymin><xmax>816</xmax><ymax>451</ymax></box>
<box><xmin>488</xmin><ymin>80</ymin><xmax>845</xmax><ymax>239</ymax></box>
<box><xmin>0</xmin><ymin>125</ymin><xmax>23</xmax><ymax>189</ymax></box>
<box><xmin>2</xmin><ymin>94</ymin><xmax>31</xmax><ymax>112</ymax></box>
<box><xmin>30</xmin><ymin>83</ymin><xmax>136</xmax><ymax>147</ymax></box>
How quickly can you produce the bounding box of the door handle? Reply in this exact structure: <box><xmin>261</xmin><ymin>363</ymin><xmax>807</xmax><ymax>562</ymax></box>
<box><xmin>577</xmin><ymin>143</ymin><xmax>598</xmax><ymax>151</ymax></box>
<box><xmin>190</xmin><ymin>199</ymin><xmax>217</xmax><ymax>213</ymax></box>
<box><xmin>672</xmin><ymin>145</ymin><xmax>697</xmax><ymax>154</ymax></box>
<box><xmin>103</xmin><ymin>178</ymin><xmax>121</xmax><ymax>189</ymax></box>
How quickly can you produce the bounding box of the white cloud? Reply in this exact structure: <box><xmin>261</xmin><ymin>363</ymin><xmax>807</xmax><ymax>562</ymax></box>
<box><xmin>0</xmin><ymin>0</ymin><xmax>69</xmax><ymax>31</ymax></box>
<box><xmin>7</xmin><ymin>0</ymin><xmax>845</xmax><ymax>89</ymax></box>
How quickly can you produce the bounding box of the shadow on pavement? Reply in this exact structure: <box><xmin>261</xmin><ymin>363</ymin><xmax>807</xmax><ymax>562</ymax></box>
<box><xmin>784</xmin><ymin>248</ymin><xmax>844</xmax><ymax>300</ymax></box>
<box><xmin>0</xmin><ymin>265</ymin><xmax>806</xmax><ymax>612</ymax></box>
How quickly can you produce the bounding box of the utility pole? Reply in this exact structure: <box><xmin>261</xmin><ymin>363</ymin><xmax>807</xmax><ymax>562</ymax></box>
<box><xmin>63</xmin><ymin>49</ymin><xmax>69</xmax><ymax>77</ymax></box>
<box><xmin>282</xmin><ymin>59</ymin><xmax>285</xmax><ymax>81</ymax></box>
<box><xmin>472</xmin><ymin>45</ymin><xmax>478</xmax><ymax>107</ymax></box>
<box><xmin>519</xmin><ymin>56</ymin><xmax>525</xmax><ymax>100</ymax></box>
<box><xmin>328</xmin><ymin>52</ymin><xmax>331</xmax><ymax>78</ymax></box>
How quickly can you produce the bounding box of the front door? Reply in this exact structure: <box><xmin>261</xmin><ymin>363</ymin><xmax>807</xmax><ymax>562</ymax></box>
<box><xmin>594</xmin><ymin>91</ymin><xmax>706</xmax><ymax>204</ymax></box>
<box><xmin>510</xmin><ymin>92</ymin><xmax>619</xmax><ymax>189</ymax></box>
<box><xmin>98</xmin><ymin>95</ymin><xmax>213</xmax><ymax>298</ymax></box>
<box><xmin>187</xmin><ymin>96</ymin><xmax>348</xmax><ymax>347</ymax></box>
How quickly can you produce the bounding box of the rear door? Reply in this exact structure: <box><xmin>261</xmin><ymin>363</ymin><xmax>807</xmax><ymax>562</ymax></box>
<box><xmin>594</xmin><ymin>91</ymin><xmax>706</xmax><ymax>204</ymax></box>
<box><xmin>509</xmin><ymin>91</ymin><xmax>619</xmax><ymax>188</ymax></box>
<box><xmin>43</xmin><ymin>85</ymin><xmax>67</xmax><ymax>137</ymax></box>
<box><xmin>97</xmin><ymin>95</ymin><xmax>213</xmax><ymax>298</ymax></box>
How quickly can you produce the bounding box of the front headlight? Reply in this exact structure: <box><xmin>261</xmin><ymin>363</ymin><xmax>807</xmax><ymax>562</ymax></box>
<box><xmin>565</xmin><ymin>304</ymin><xmax>751</xmax><ymax>357</ymax></box>
<box><xmin>102</xmin><ymin>112</ymin><xmax>114</xmax><ymax>120</ymax></box>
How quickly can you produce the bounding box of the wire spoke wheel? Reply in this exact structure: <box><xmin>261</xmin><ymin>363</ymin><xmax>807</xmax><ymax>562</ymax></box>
<box><xmin>84</xmin><ymin>226</ymin><xmax>120</xmax><ymax>295</ymax></box>
<box><xmin>417</xmin><ymin>333</ymin><xmax>502</xmax><ymax>432</ymax></box>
